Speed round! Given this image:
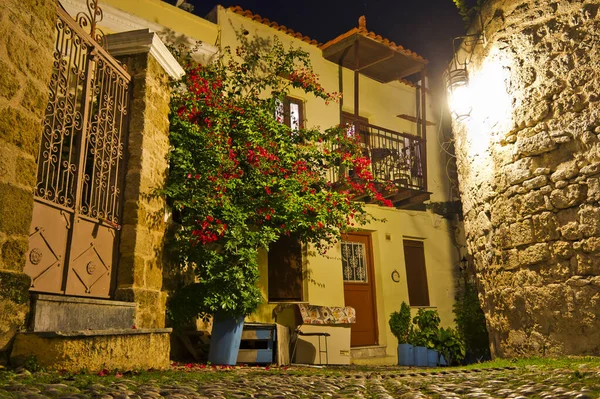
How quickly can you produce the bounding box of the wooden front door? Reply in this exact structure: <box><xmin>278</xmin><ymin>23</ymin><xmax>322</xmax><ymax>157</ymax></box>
<box><xmin>342</xmin><ymin>233</ymin><xmax>378</xmax><ymax>347</ymax></box>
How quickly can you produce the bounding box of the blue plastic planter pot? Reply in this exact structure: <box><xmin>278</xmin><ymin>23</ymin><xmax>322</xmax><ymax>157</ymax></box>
<box><xmin>208</xmin><ymin>313</ymin><xmax>245</xmax><ymax>365</ymax></box>
<box><xmin>439</xmin><ymin>354</ymin><xmax>448</xmax><ymax>366</ymax></box>
<box><xmin>397</xmin><ymin>344</ymin><xmax>414</xmax><ymax>366</ymax></box>
<box><xmin>427</xmin><ymin>349</ymin><xmax>439</xmax><ymax>367</ymax></box>
<box><xmin>413</xmin><ymin>346</ymin><xmax>428</xmax><ymax>367</ymax></box>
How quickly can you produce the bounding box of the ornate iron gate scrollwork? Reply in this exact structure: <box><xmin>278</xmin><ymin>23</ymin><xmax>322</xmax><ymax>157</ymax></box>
<box><xmin>24</xmin><ymin>1</ymin><xmax>131</xmax><ymax>298</ymax></box>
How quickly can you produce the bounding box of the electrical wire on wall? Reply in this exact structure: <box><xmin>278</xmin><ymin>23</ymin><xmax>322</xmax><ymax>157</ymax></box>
<box><xmin>434</xmin><ymin>95</ymin><xmax>463</xmax><ymax>202</ymax></box>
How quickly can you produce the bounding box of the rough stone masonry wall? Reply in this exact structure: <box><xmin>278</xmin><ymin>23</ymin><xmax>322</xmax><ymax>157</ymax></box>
<box><xmin>454</xmin><ymin>0</ymin><xmax>600</xmax><ymax>357</ymax></box>
<box><xmin>0</xmin><ymin>0</ymin><xmax>55</xmax><ymax>363</ymax></box>
<box><xmin>114</xmin><ymin>54</ymin><xmax>171</xmax><ymax>329</ymax></box>
<box><xmin>453</xmin><ymin>0</ymin><xmax>600</xmax><ymax>357</ymax></box>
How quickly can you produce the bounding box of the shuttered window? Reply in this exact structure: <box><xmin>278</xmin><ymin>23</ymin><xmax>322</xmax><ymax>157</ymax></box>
<box><xmin>403</xmin><ymin>239</ymin><xmax>430</xmax><ymax>306</ymax></box>
<box><xmin>268</xmin><ymin>234</ymin><xmax>303</xmax><ymax>302</ymax></box>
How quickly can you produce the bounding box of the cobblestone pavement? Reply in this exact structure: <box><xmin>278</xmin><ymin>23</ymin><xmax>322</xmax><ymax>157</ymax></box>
<box><xmin>1</xmin><ymin>364</ymin><xmax>599</xmax><ymax>399</ymax></box>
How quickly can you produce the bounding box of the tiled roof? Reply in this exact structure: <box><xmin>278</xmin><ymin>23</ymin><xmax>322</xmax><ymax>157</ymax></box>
<box><xmin>226</xmin><ymin>7</ymin><xmax>424</xmax><ymax>86</ymax></box>
<box><xmin>399</xmin><ymin>79</ymin><xmax>417</xmax><ymax>88</ymax></box>
<box><xmin>227</xmin><ymin>6</ymin><xmax>321</xmax><ymax>46</ymax></box>
<box><xmin>319</xmin><ymin>22</ymin><xmax>427</xmax><ymax>64</ymax></box>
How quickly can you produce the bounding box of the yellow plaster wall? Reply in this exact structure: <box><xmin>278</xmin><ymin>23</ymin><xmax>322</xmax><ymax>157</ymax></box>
<box><xmin>99</xmin><ymin>0</ymin><xmax>219</xmax><ymax>44</ymax></box>
<box><xmin>216</xmin><ymin>7</ymin><xmax>340</xmax><ymax>131</ymax></box>
<box><xmin>363</xmin><ymin>205</ymin><xmax>458</xmax><ymax>357</ymax></box>
<box><xmin>217</xmin><ymin>7</ymin><xmax>459</xmax><ymax>360</ymax></box>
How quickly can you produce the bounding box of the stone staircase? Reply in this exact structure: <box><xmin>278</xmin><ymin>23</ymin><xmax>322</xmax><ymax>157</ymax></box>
<box><xmin>29</xmin><ymin>294</ymin><xmax>136</xmax><ymax>331</ymax></box>
<box><xmin>10</xmin><ymin>294</ymin><xmax>171</xmax><ymax>371</ymax></box>
<box><xmin>350</xmin><ymin>345</ymin><xmax>396</xmax><ymax>365</ymax></box>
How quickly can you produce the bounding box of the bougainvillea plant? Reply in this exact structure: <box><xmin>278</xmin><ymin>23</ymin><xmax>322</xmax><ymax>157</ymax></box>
<box><xmin>165</xmin><ymin>35</ymin><xmax>394</xmax><ymax>322</ymax></box>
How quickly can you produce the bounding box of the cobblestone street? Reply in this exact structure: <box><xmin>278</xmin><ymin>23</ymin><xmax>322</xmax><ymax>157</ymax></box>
<box><xmin>1</xmin><ymin>363</ymin><xmax>599</xmax><ymax>399</ymax></box>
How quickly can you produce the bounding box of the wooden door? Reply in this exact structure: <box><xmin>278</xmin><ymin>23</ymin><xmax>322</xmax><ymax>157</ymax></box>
<box><xmin>342</xmin><ymin>233</ymin><xmax>378</xmax><ymax>347</ymax></box>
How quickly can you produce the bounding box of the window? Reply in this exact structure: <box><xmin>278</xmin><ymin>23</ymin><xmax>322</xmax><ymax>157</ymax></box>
<box><xmin>268</xmin><ymin>234</ymin><xmax>303</xmax><ymax>302</ymax></box>
<box><xmin>403</xmin><ymin>239</ymin><xmax>430</xmax><ymax>306</ymax></box>
<box><xmin>341</xmin><ymin>241</ymin><xmax>368</xmax><ymax>282</ymax></box>
<box><xmin>276</xmin><ymin>97</ymin><xmax>304</xmax><ymax>130</ymax></box>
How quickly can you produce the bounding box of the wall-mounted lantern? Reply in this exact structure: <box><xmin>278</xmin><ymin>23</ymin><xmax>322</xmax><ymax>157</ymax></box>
<box><xmin>445</xmin><ymin>15</ymin><xmax>486</xmax><ymax>121</ymax></box>
<box><xmin>446</xmin><ymin>66</ymin><xmax>472</xmax><ymax>121</ymax></box>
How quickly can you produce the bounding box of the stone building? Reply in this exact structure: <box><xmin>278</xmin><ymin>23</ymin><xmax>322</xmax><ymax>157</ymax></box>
<box><xmin>450</xmin><ymin>0</ymin><xmax>600</xmax><ymax>357</ymax></box>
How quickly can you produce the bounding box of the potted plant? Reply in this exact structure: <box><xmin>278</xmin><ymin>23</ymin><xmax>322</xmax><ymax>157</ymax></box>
<box><xmin>411</xmin><ymin>308</ymin><xmax>441</xmax><ymax>367</ymax></box>
<box><xmin>164</xmin><ymin>36</ymin><xmax>394</xmax><ymax>364</ymax></box>
<box><xmin>389</xmin><ymin>302</ymin><xmax>413</xmax><ymax>366</ymax></box>
<box><xmin>435</xmin><ymin>327</ymin><xmax>466</xmax><ymax>366</ymax></box>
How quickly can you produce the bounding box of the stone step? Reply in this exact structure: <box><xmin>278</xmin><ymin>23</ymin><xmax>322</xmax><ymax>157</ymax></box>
<box><xmin>351</xmin><ymin>355</ymin><xmax>396</xmax><ymax>366</ymax></box>
<box><xmin>30</xmin><ymin>294</ymin><xmax>136</xmax><ymax>331</ymax></box>
<box><xmin>10</xmin><ymin>328</ymin><xmax>172</xmax><ymax>371</ymax></box>
<box><xmin>350</xmin><ymin>345</ymin><xmax>387</xmax><ymax>359</ymax></box>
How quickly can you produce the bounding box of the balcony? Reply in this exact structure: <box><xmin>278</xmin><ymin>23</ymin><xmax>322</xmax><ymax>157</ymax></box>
<box><xmin>331</xmin><ymin>121</ymin><xmax>431</xmax><ymax>209</ymax></box>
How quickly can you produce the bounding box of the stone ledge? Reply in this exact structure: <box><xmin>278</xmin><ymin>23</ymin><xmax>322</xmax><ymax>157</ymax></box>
<box><xmin>350</xmin><ymin>345</ymin><xmax>387</xmax><ymax>359</ymax></box>
<box><xmin>105</xmin><ymin>29</ymin><xmax>184</xmax><ymax>79</ymax></box>
<box><xmin>30</xmin><ymin>294</ymin><xmax>138</xmax><ymax>332</ymax></box>
<box><xmin>21</xmin><ymin>328</ymin><xmax>172</xmax><ymax>337</ymax></box>
<box><xmin>32</xmin><ymin>293</ymin><xmax>136</xmax><ymax>307</ymax></box>
<box><xmin>10</xmin><ymin>329</ymin><xmax>171</xmax><ymax>371</ymax></box>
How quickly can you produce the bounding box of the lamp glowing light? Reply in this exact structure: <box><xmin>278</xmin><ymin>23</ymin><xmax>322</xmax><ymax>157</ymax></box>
<box><xmin>447</xmin><ymin>67</ymin><xmax>472</xmax><ymax>121</ymax></box>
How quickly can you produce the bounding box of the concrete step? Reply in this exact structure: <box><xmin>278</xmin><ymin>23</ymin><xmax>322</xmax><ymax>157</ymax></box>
<box><xmin>350</xmin><ymin>345</ymin><xmax>387</xmax><ymax>359</ymax></box>
<box><xmin>30</xmin><ymin>294</ymin><xmax>136</xmax><ymax>331</ymax></box>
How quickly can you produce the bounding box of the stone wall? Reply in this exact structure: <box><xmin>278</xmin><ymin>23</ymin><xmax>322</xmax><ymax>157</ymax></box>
<box><xmin>0</xmin><ymin>0</ymin><xmax>55</xmax><ymax>363</ymax></box>
<box><xmin>453</xmin><ymin>0</ymin><xmax>600</xmax><ymax>357</ymax></box>
<box><xmin>114</xmin><ymin>53</ymin><xmax>172</xmax><ymax>329</ymax></box>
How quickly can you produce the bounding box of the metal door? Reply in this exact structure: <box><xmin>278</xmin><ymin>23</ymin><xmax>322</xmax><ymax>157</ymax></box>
<box><xmin>24</xmin><ymin>2</ymin><xmax>131</xmax><ymax>298</ymax></box>
<box><xmin>342</xmin><ymin>233</ymin><xmax>379</xmax><ymax>347</ymax></box>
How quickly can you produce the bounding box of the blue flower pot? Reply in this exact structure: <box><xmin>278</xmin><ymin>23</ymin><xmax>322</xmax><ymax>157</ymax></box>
<box><xmin>208</xmin><ymin>313</ymin><xmax>245</xmax><ymax>365</ymax></box>
<box><xmin>397</xmin><ymin>344</ymin><xmax>414</xmax><ymax>366</ymax></box>
<box><xmin>439</xmin><ymin>354</ymin><xmax>448</xmax><ymax>366</ymax></box>
<box><xmin>427</xmin><ymin>348</ymin><xmax>439</xmax><ymax>367</ymax></box>
<box><xmin>413</xmin><ymin>346</ymin><xmax>428</xmax><ymax>367</ymax></box>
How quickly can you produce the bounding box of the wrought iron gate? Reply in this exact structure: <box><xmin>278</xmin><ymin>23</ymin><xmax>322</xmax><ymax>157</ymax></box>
<box><xmin>24</xmin><ymin>1</ymin><xmax>131</xmax><ymax>298</ymax></box>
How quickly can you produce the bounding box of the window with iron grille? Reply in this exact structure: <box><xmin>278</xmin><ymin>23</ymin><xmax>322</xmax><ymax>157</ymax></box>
<box><xmin>341</xmin><ymin>241</ymin><xmax>368</xmax><ymax>282</ymax></box>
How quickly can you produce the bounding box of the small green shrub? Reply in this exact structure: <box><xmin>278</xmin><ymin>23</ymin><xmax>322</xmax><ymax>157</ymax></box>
<box><xmin>389</xmin><ymin>302</ymin><xmax>412</xmax><ymax>344</ymax></box>
<box><xmin>453</xmin><ymin>279</ymin><xmax>491</xmax><ymax>361</ymax></box>
<box><xmin>436</xmin><ymin>326</ymin><xmax>466</xmax><ymax>365</ymax></box>
<box><xmin>411</xmin><ymin>308</ymin><xmax>441</xmax><ymax>349</ymax></box>
<box><xmin>22</xmin><ymin>355</ymin><xmax>42</xmax><ymax>372</ymax></box>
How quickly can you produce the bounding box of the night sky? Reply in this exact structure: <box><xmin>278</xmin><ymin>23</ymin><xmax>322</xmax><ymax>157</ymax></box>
<box><xmin>187</xmin><ymin>0</ymin><xmax>473</xmax><ymax>97</ymax></box>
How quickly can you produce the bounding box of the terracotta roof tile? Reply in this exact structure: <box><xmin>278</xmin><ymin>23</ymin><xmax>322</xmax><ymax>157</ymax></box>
<box><xmin>320</xmin><ymin>17</ymin><xmax>427</xmax><ymax>64</ymax></box>
<box><xmin>227</xmin><ymin>6</ymin><xmax>321</xmax><ymax>46</ymax></box>
<box><xmin>398</xmin><ymin>79</ymin><xmax>417</xmax><ymax>88</ymax></box>
<box><xmin>226</xmin><ymin>7</ymin><xmax>425</xmax><ymax>84</ymax></box>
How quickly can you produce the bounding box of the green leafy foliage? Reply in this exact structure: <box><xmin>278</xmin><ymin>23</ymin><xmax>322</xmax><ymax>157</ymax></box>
<box><xmin>410</xmin><ymin>308</ymin><xmax>441</xmax><ymax>349</ymax></box>
<box><xmin>454</xmin><ymin>279</ymin><xmax>491</xmax><ymax>361</ymax></box>
<box><xmin>164</xmin><ymin>35</ymin><xmax>394</xmax><ymax>321</ymax></box>
<box><xmin>436</xmin><ymin>326</ymin><xmax>466</xmax><ymax>365</ymax></box>
<box><xmin>452</xmin><ymin>0</ymin><xmax>485</xmax><ymax>25</ymax></box>
<box><xmin>389</xmin><ymin>301</ymin><xmax>412</xmax><ymax>344</ymax></box>
<box><xmin>406</xmin><ymin>307</ymin><xmax>466</xmax><ymax>365</ymax></box>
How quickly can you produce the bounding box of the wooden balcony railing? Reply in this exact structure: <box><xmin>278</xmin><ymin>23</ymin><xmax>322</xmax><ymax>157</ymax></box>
<box><xmin>330</xmin><ymin>120</ymin><xmax>429</xmax><ymax>207</ymax></box>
